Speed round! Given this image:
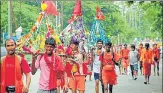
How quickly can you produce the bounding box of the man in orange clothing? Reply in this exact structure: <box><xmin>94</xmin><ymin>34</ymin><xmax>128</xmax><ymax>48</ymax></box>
<box><xmin>66</xmin><ymin>40</ymin><xmax>86</xmax><ymax>93</ymax></box>
<box><xmin>152</xmin><ymin>43</ymin><xmax>160</xmax><ymax>76</ymax></box>
<box><xmin>99</xmin><ymin>41</ymin><xmax>120</xmax><ymax>93</ymax></box>
<box><xmin>138</xmin><ymin>43</ymin><xmax>144</xmax><ymax>75</ymax></box>
<box><xmin>57</xmin><ymin>45</ymin><xmax>68</xmax><ymax>93</ymax></box>
<box><xmin>1</xmin><ymin>38</ymin><xmax>31</xmax><ymax>93</ymax></box>
<box><xmin>117</xmin><ymin>44</ymin><xmax>123</xmax><ymax>75</ymax></box>
<box><xmin>141</xmin><ymin>43</ymin><xmax>153</xmax><ymax>84</ymax></box>
<box><xmin>121</xmin><ymin>44</ymin><xmax>130</xmax><ymax>75</ymax></box>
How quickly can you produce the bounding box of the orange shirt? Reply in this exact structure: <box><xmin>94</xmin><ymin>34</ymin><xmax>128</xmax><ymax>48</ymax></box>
<box><xmin>122</xmin><ymin>48</ymin><xmax>130</xmax><ymax>59</ymax></box>
<box><xmin>138</xmin><ymin>48</ymin><xmax>144</xmax><ymax>58</ymax></box>
<box><xmin>119</xmin><ymin>48</ymin><xmax>123</xmax><ymax>58</ymax></box>
<box><xmin>141</xmin><ymin>49</ymin><xmax>153</xmax><ymax>63</ymax></box>
<box><xmin>153</xmin><ymin>48</ymin><xmax>160</xmax><ymax>59</ymax></box>
<box><xmin>99</xmin><ymin>52</ymin><xmax>120</xmax><ymax>66</ymax></box>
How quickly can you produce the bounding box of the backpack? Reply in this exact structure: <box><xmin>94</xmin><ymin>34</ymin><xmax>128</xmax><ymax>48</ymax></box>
<box><xmin>102</xmin><ymin>52</ymin><xmax>119</xmax><ymax>66</ymax></box>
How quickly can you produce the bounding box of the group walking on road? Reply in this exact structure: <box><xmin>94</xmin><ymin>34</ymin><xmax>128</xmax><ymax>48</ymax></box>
<box><xmin>1</xmin><ymin>37</ymin><xmax>161</xmax><ymax>93</ymax></box>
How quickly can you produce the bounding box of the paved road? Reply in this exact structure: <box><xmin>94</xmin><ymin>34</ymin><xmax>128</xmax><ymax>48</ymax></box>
<box><xmin>28</xmin><ymin>58</ymin><xmax>162</xmax><ymax>93</ymax></box>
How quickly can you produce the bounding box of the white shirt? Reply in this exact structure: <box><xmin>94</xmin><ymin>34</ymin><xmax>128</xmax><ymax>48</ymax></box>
<box><xmin>93</xmin><ymin>48</ymin><xmax>105</xmax><ymax>73</ymax></box>
<box><xmin>129</xmin><ymin>50</ymin><xmax>138</xmax><ymax>65</ymax></box>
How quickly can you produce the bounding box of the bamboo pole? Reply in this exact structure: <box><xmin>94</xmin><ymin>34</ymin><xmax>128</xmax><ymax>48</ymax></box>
<box><xmin>61</xmin><ymin>1</ymin><xmax>64</xmax><ymax>31</ymax></box>
<box><xmin>8</xmin><ymin>0</ymin><xmax>12</xmax><ymax>38</ymax></box>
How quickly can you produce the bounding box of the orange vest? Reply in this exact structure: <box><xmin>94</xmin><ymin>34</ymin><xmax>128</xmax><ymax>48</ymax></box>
<box><xmin>1</xmin><ymin>55</ymin><xmax>24</xmax><ymax>93</ymax></box>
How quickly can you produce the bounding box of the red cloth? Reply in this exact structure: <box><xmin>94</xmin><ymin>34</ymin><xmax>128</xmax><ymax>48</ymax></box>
<box><xmin>96</xmin><ymin>6</ymin><xmax>105</xmax><ymax>20</ymax></box>
<box><xmin>68</xmin><ymin>0</ymin><xmax>82</xmax><ymax>23</ymax></box>
<box><xmin>43</xmin><ymin>1</ymin><xmax>59</xmax><ymax>16</ymax></box>
<box><xmin>65</xmin><ymin>62</ymin><xmax>79</xmax><ymax>77</ymax></box>
<box><xmin>102</xmin><ymin>69</ymin><xmax>117</xmax><ymax>85</ymax></box>
<box><xmin>143</xmin><ymin>62</ymin><xmax>151</xmax><ymax>76</ymax></box>
<box><xmin>65</xmin><ymin>62</ymin><xmax>73</xmax><ymax>77</ymax></box>
<box><xmin>82</xmin><ymin>62</ymin><xmax>92</xmax><ymax>75</ymax></box>
<box><xmin>43</xmin><ymin>53</ymin><xmax>64</xmax><ymax>89</ymax></box>
<box><xmin>121</xmin><ymin>48</ymin><xmax>129</xmax><ymax>68</ymax></box>
<box><xmin>122</xmin><ymin>48</ymin><xmax>130</xmax><ymax>59</ymax></box>
<box><xmin>1</xmin><ymin>55</ymin><xmax>30</xmax><ymax>93</ymax></box>
<box><xmin>58</xmin><ymin>45</ymin><xmax>64</xmax><ymax>51</ymax></box>
<box><xmin>99</xmin><ymin>52</ymin><xmax>117</xmax><ymax>85</ymax></box>
<box><xmin>142</xmin><ymin>49</ymin><xmax>153</xmax><ymax>76</ymax></box>
<box><xmin>57</xmin><ymin>45</ymin><xmax>65</xmax><ymax>54</ymax></box>
<box><xmin>138</xmin><ymin>47</ymin><xmax>144</xmax><ymax>60</ymax></box>
<box><xmin>142</xmin><ymin>49</ymin><xmax>153</xmax><ymax>64</ymax></box>
<box><xmin>153</xmin><ymin>48</ymin><xmax>160</xmax><ymax>60</ymax></box>
<box><xmin>99</xmin><ymin>52</ymin><xmax>120</xmax><ymax>65</ymax></box>
<box><xmin>99</xmin><ymin>52</ymin><xmax>114</xmax><ymax>66</ymax></box>
<box><xmin>73</xmin><ymin>0</ymin><xmax>82</xmax><ymax>16</ymax></box>
<box><xmin>65</xmin><ymin>46</ymin><xmax>73</xmax><ymax>56</ymax></box>
<box><xmin>5</xmin><ymin>55</ymin><xmax>31</xmax><ymax>86</ymax></box>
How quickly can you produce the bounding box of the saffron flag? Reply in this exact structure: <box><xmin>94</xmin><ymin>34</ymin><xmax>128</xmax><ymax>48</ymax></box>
<box><xmin>73</xmin><ymin>0</ymin><xmax>82</xmax><ymax>16</ymax></box>
<box><xmin>42</xmin><ymin>1</ymin><xmax>59</xmax><ymax>16</ymax></box>
<box><xmin>96</xmin><ymin>6</ymin><xmax>105</xmax><ymax>20</ymax></box>
<box><xmin>68</xmin><ymin>0</ymin><xmax>82</xmax><ymax>23</ymax></box>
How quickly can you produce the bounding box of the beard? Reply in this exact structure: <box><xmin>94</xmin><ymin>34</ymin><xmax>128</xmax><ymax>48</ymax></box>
<box><xmin>8</xmin><ymin>50</ymin><xmax>15</xmax><ymax>55</ymax></box>
<box><xmin>46</xmin><ymin>51</ymin><xmax>53</xmax><ymax>56</ymax></box>
<box><xmin>98</xmin><ymin>47</ymin><xmax>102</xmax><ymax>50</ymax></box>
<box><xmin>47</xmin><ymin>53</ymin><xmax>52</xmax><ymax>56</ymax></box>
<box><xmin>106</xmin><ymin>49</ymin><xmax>110</xmax><ymax>52</ymax></box>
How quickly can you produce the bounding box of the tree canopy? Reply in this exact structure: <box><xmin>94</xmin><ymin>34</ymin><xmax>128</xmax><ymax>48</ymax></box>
<box><xmin>1</xmin><ymin>1</ymin><xmax>162</xmax><ymax>45</ymax></box>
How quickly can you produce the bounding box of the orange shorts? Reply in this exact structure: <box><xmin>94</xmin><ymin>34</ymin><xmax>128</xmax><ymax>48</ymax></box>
<box><xmin>68</xmin><ymin>75</ymin><xmax>85</xmax><ymax>91</ymax></box>
<box><xmin>57</xmin><ymin>79</ymin><xmax>61</xmax><ymax>87</ymax></box>
<box><xmin>122</xmin><ymin>59</ymin><xmax>129</xmax><ymax>68</ymax></box>
<box><xmin>102</xmin><ymin>69</ymin><xmax>117</xmax><ymax>85</ymax></box>
<box><xmin>143</xmin><ymin>62</ymin><xmax>151</xmax><ymax>76</ymax></box>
